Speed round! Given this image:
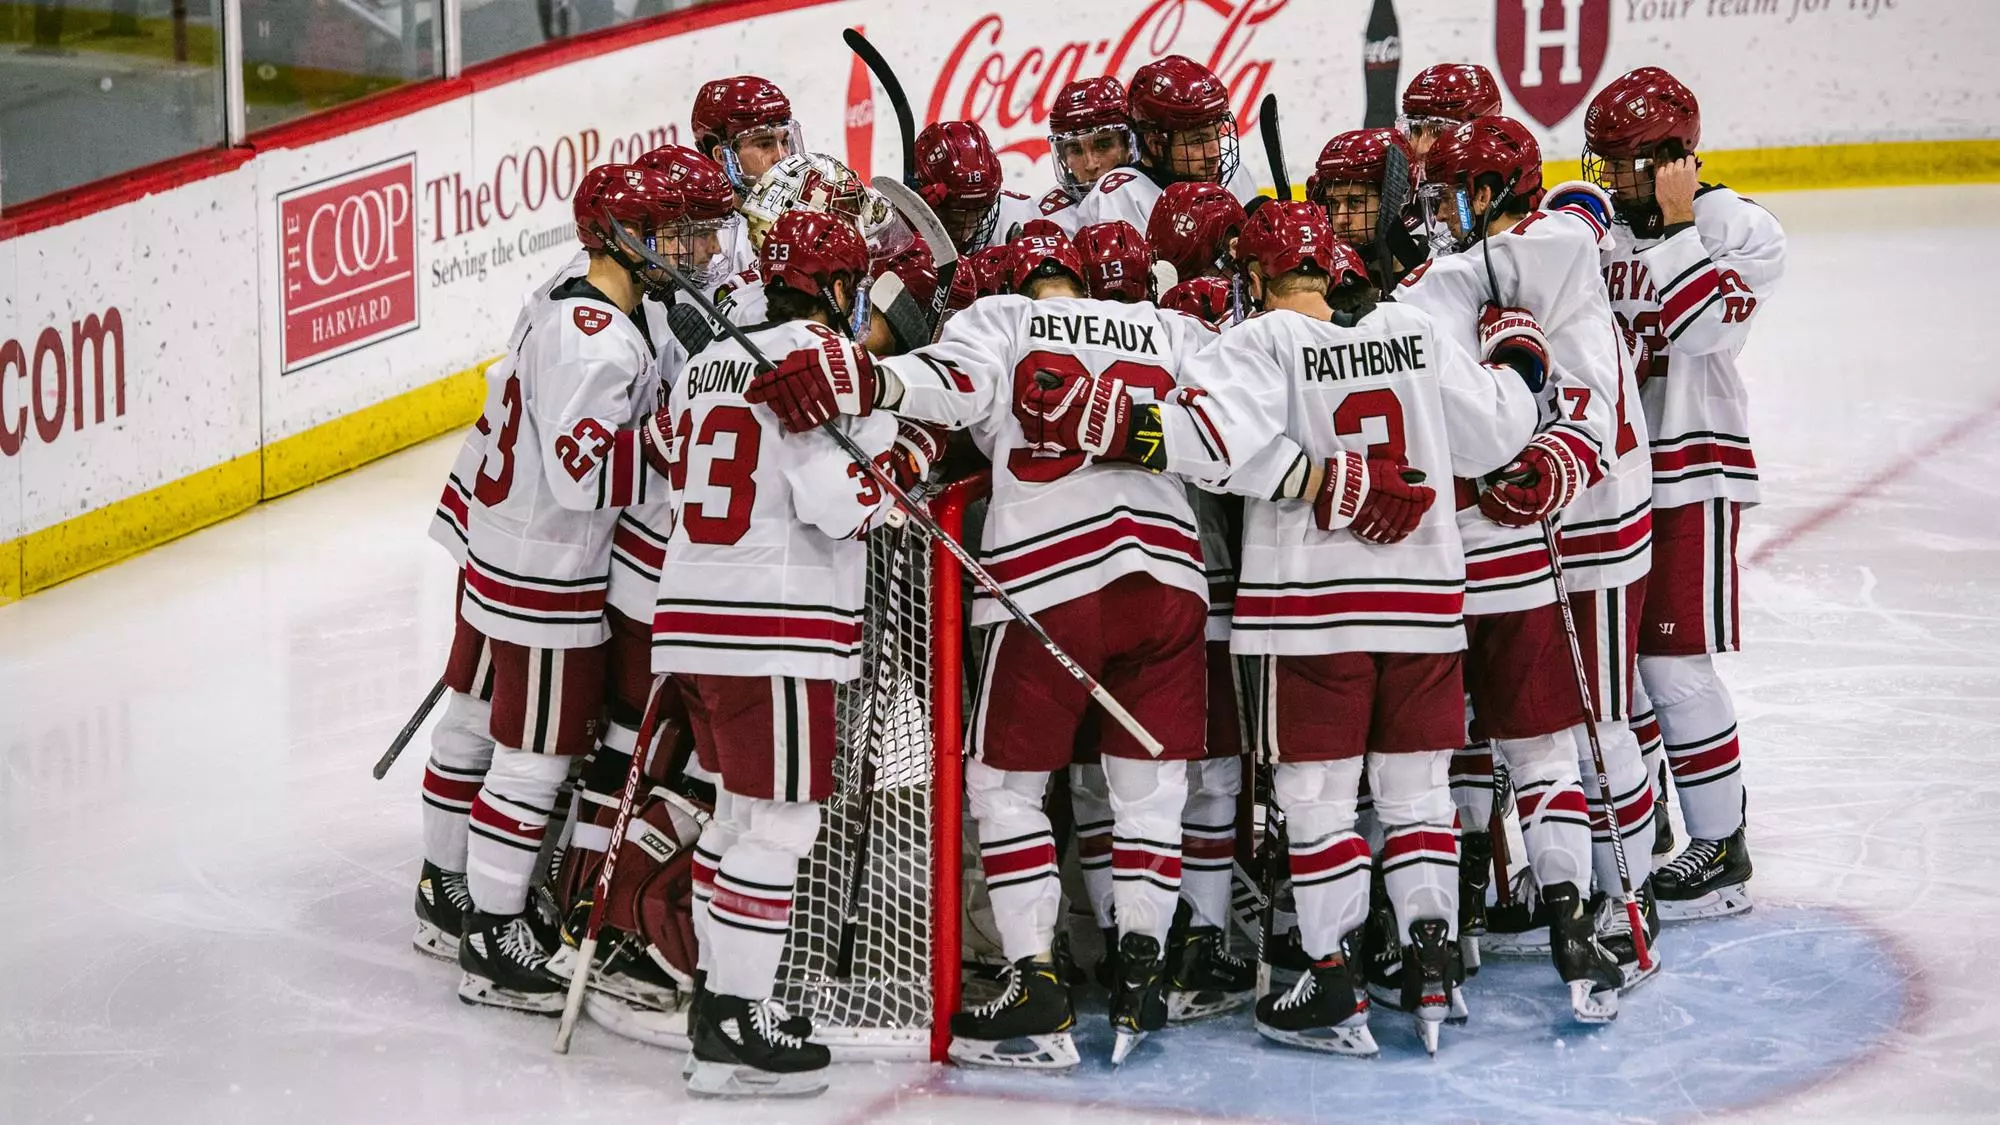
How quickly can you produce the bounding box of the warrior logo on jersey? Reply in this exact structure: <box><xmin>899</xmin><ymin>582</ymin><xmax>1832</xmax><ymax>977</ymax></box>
<box><xmin>1494</xmin><ymin>0</ymin><xmax>1610</xmax><ymax>128</ymax></box>
<box><xmin>574</xmin><ymin>307</ymin><xmax>613</xmax><ymax>335</ymax></box>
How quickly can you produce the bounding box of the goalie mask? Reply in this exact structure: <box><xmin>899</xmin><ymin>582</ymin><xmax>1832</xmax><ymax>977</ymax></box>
<box><xmin>739</xmin><ymin>153</ymin><xmax>869</xmax><ymax>252</ymax></box>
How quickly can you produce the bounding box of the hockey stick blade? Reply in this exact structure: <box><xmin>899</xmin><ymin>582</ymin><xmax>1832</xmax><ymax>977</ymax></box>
<box><xmin>873</xmin><ymin>175</ymin><xmax>961</xmax><ymax>342</ymax></box>
<box><xmin>844</xmin><ymin>29</ymin><xmax>917</xmax><ymax>187</ymax></box>
<box><xmin>602</xmin><ymin>213</ymin><xmax>1166</xmax><ymax>757</ymax></box>
<box><xmin>1259</xmin><ymin>94</ymin><xmax>1291</xmax><ymax>201</ymax></box>
<box><xmin>373</xmin><ymin>676</ymin><xmax>446</xmax><ymax>779</ymax></box>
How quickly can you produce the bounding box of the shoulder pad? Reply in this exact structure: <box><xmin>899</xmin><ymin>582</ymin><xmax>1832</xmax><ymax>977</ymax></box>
<box><xmin>1003</xmin><ymin>189</ymin><xmax>1030</xmax><ymax>201</ymax></box>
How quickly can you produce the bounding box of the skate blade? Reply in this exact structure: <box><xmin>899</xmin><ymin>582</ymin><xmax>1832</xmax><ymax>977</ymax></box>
<box><xmin>583</xmin><ymin>970</ymin><xmax>680</xmax><ymax>1011</ymax></box>
<box><xmin>412</xmin><ymin>922</ymin><xmax>459</xmax><ymax>962</ymax></box>
<box><xmin>1568</xmin><ymin>979</ymin><xmax>1619</xmax><ymax>1024</ymax></box>
<box><xmin>1364</xmin><ymin>980</ymin><xmax>1407</xmax><ymax>1012</ymax></box>
<box><xmin>1476</xmin><ymin>928</ymin><xmax>1550</xmax><ymax>958</ymax></box>
<box><xmin>1416</xmin><ymin>1012</ymin><xmax>1442</xmax><ymax>1056</ymax></box>
<box><xmin>1460</xmin><ymin>934</ymin><xmax>1481</xmax><ymax>977</ymax></box>
<box><xmin>1255</xmin><ymin>1017</ymin><xmax>1379</xmax><ymax>1057</ymax></box>
<box><xmin>456</xmin><ymin>972</ymin><xmax>564</xmax><ymax>1015</ymax></box>
<box><xmin>1109</xmin><ymin>1027</ymin><xmax>1147</xmax><ymax>1067</ymax></box>
<box><xmin>1166</xmin><ymin>987</ymin><xmax>1254</xmax><ymax>1024</ymax></box>
<box><xmin>946</xmin><ymin>1032</ymin><xmax>1081</xmax><ymax>1071</ymax></box>
<box><xmin>582</xmin><ymin>990</ymin><xmax>692</xmax><ymax>1051</ymax></box>
<box><xmin>1657</xmin><ymin>885</ymin><xmax>1751</xmax><ymax>922</ymax></box>
<box><xmin>685</xmin><ymin>1059</ymin><xmax>828</xmax><ymax>1099</ymax></box>
<box><xmin>1619</xmin><ymin>950</ymin><xmax>1664</xmax><ymax>991</ymax></box>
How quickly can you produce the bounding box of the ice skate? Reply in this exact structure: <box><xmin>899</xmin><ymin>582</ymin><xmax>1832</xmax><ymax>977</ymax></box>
<box><xmin>1400</xmin><ymin>918</ymin><xmax>1460</xmax><ymax>1055</ymax></box>
<box><xmin>1361</xmin><ymin>887</ymin><xmax>1404</xmax><ymax>1010</ymax></box>
<box><xmin>946</xmin><ymin>957</ymin><xmax>1081</xmax><ymax>1071</ymax></box>
<box><xmin>1654</xmin><ymin>826</ymin><xmax>1753</xmax><ymax>921</ymax></box>
<box><xmin>548</xmin><ymin>928</ymin><xmax>682</xmax><ymax>1011</ymax></box>
<box><xmin>1257</xmin><ymin>925</ymin><xmax>1311</xmax><ymax>998</ymax></box>
<box><xmin>457</xmin><ymin>909</ymin><xmax>567</xmax><ymax>1014</ymax></box>
<box><xmin>1253</xmin><ymin>954</ymin><xmax>1377</xmax><ymax>1057</ymax></box>
<box><xmin>1480</xmin><ymin>868</ymin><xmax>1550</xmax><ymax>957</ymax></box>
<box><xmin>1545</xmin><ymin>882</ymin><xmax>1620</xmax><ymax>1023</ymax></box>
<box><xmin>1166</xmin><ymin>902</ymin><xmax>1254</xmax><ymax>1023</ymax></box>
<box><xmin>1599</xmin><ymin>882</ymin><xmax>1662</xmax><ymax>989</ymax></box>
<box><xmin>1091</xmin><ymin>927</ymin><xmax>1121</xmax><ymax>991</ymax></box>
<box><xmin>1109</xmin><ymin>932</ymin><xmax>1168</xmax><ymax>1066</ymax></box>
<box><xmin>413</xmin><ymin>860</ymin><xmax>471</xmax><ymax>961</ymax></box>
<box><xmin>1458</xmin><ymin>829</ymin><xmax>1492</xmax><ymax>976</ymax></box>
<box><xmin>686</xmin><ymin>993</ymin><xmax>829</xmax><ymax>1098</ymax></box>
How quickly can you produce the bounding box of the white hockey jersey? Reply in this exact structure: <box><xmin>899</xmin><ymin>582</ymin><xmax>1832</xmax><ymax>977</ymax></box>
<box><xmin>459</xmin><ymin>271</ymin><xmax>668</xmax><ymax>649</ymax></box>
<box><xmin>1554</xmin><ymin>305</ymin><xmax>1653</xmax><ymax>594</ymax></box>
<box><xmin>1066</xmin><ymin>162</ymin><xmax>1262</xmax><ymax>235</ymax></box>
<box><xmin>650</xmin><ymin>320</ymin><xmax>898</xmax><ymax>682</ymax></box>
<box><xmin>877</xmin><ymin>294</ymin><xmax>1245</xmax><ymax>626</ymax></box>
<box><xmin>1601</xmin><ymin>185</ymin><xmax>1785</xmax><ymax>510</ymax></box>
<box><xmin>1192</xmin><ymin>304</ymin><xmax>1537</xmax><ymax>655</ymax></box>
<box><xmin>1397</xmin><ymin>207</ymin><xmax>1623</xmax><ymax>615</ymax></box>
<box><xmin>1037</xmin><ymin>186</ymin><xmax>1082</xmax><ymax>234</ymax></box>
<box><xmin>605</xmin><ymin>320</ymin><xmax>697</xmax><ymax>625</ymax></box>
<box><xmin>985</xmin><ymin>189</ymin><xmax>1045</xmax><ymax>247</ymax></box>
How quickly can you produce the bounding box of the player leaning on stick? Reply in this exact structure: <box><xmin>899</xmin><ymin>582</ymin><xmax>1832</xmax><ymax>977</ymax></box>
<box><xmin>1183</xmin><ymin>201</ymin><xmax>1539</xmax><ymax>1057</ymax></box>
<box><xmin>745</xmin><ymin>226</ymin><xmax>1264</xmax><ymax>1068</ymax></box>
<box><xmin>1584</xmin><ymin>67</ymin><xmax>1785</xmax><ymax>921</ymax></box>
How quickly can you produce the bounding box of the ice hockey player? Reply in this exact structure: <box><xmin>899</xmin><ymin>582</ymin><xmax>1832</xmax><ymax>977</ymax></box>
<box><xmin>1183</xmin><ymin>200</ymin><xmax>1540</xmax><ymax>1056</ymax></box>
<box><xmin>1397</xmin><ymin>116</ymin><xmax>1635</xmax><ymax>1018</ymax></box>
<box><xmin>717</xmin><ymin>152</ymin><xmax>879</xmax><ymax>324</ymax></box>
<box><xmin>1398</xmin><ymin>62</ymin><xmax>1501</xmax><ymax>162</ymax></box>
<box><xmin>690</xmin><ymin>75</ymin><xmax>806</xmax><ymax>275</ymax></box>
<box><xmin>1038</xmin><ymin>76</ymin><xmax>1137</xmax><ymax>229</ymax></box>
<box><xmin>1068</xmin><ymin>54</ymin><xmax>1257</xmax><ymax>233</ymax></box>
<box><xmin>426</xmin><ymin>164</ymin><xmax>682</xmax><ymax>1013</ymax></box>
<box><xmin>1308</xmin><ymin>128</ymin><xmax>1425</xmax><ymax>289</ymax></box>
<box><xmin>915</xmin><ymin>119</ymin><xmax>1042</xmax><ymax>254</ymax></box>
<box><xmin>651</xmin><ymin>210</ymin><xmax>921</xmax><ymax>1097</ymax></box>
<box><xmin>744</xmin><ymin>226</ymin><xmax>1258</xmax><ymax>1067</ymax></box>
<box><xmin>1584</xmin><ymin>66</ymin><xmax>1784</xmax><ymax>922</ymax></box>
<box><xmin>1147</xmin><ymin>181</ymin><xmax>1249</xmax><ymax>328</ymax></box>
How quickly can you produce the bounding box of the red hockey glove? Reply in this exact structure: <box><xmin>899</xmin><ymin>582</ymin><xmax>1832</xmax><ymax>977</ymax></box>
<box><xmin>888</xmin><ymin>420</ymin><xmax>948</xmax><ymax>490</ymax></box>
<box><xmin>1479</xmin><ymin>433</ymin><xmax>1586</xmax><ymax>527</ymax></box>
<box><xmin>745</xmin><ymin>327</ymin><xmax>878</xmax><ymax>434</ymax></box>
<box><xmin>640</xmin><ymin>402</ymin><xmax>678</xmax><ymax>479</ymax></box>
<box><xmin>1312</xmin><ymin>453</ymin><xmax>1434</xmax><ymax>543</ymax></box>
<box><xmin>1014</xmin><ymin>365</ymin><xmax>1135</xmax><ymax>460</ymax></box>
<box><xmin>1479</xmin><ymin>304</ymin><xmax>1550</xmax><ymax>393</ymax></box>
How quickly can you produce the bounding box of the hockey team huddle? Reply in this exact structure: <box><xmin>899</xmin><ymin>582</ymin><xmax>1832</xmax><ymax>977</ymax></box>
<box><xmin>413</xmin><ymin>52</ymin><xmax>1783</xmax><ymax>1096</ymax></box>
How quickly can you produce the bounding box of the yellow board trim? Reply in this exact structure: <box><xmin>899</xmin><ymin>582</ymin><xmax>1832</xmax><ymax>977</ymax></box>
<box><xmin>0</xmin><ymin>361</ymin><xmax>492</xmax><ymax>605</ymax></box>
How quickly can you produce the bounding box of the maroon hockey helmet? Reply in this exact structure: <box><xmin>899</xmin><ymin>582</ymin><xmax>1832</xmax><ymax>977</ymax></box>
<box><xmin>916</xmin><ymin>120</ymin><xmax>1006</xmax><ymax>251</ymax></box>
<box><xmin>1127</xmin><ymin>55</ymin><xmax>1240</xmax><ymax>186</ymax></box>
<box><xmin>1005</xmin><ymin>228</ymin><xmax>1088</xmax><ymax>295</ymax></box>
<box><xmin>1051</xmin><ymin>75</ymin><xmax>1131</xmax><ymax>136</ymax></box>
<box><xmin>632</xmin><ymin>144</ymin><xmax>737</xmax><ymax>221</ymax></box>
<box><xmin>1235</xmin><ymin>200</ymin><xmax>1368</xmax><ymax>289</ymax></box>
<box><xmin>1584</xmin><ymin>66</ymin><xmax>1702</xmax><ymax>159</ymax></box>
<box><xmin>1049</xmin><ymin>76</ymin><xmax>1139</xmax><ymax>198</ymax></box>
<box><xmin>1310</xmin><ymin>128</ymin><xmax>1414</xmax><ymax>193</ymax></box>
<box><xmin>1073</xmin><ymin>221</ymin><xmax>1153</xmax><ymax>302</ymax></box>
<box><xmin>1159</xmin><ymin>275</ymin><xmax>1234</xmax><ymax>325</ymax></box>
<box><xmin>761</xmin><ymin>209</ymin><xmax>869</xmax><ymax>300</ymax></box>
<box><xmin>1146</xmin><ymin>180</ymin><xmax>1248</xmax><ymax>281</ymax></box>
<box><xmin>574</xmin><ymin>163</ymin><xmax>683</xmax><ymax>253</ymax></box>
<box><xmin>1401</xmin><ymin>63</ymin><xmax>1502</xmax><ymax>125</ymax></box>
<box><xmin>946</xmin><ymin>245</ymin><xmax>1016</xmax><ymax>310</ymax></box>
<box><xmin>1423</xmin><ymin>115</ymin><xmax>1544</xmax><ymax>206</ymax></box>
<box><xmin>690</xmin><ymin>75</ymin><xmax>794</xmax><ymax>154</ymax></box>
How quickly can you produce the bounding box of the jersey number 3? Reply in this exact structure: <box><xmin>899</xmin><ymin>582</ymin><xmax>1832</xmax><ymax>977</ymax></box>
<box><xmin>671</xmin><ymin>405</ymin><xmax>761</xmax><ymax>545</ymax></box>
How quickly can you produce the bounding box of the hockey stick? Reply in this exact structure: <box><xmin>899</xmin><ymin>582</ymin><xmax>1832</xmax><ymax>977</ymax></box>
<box><xmin>372</xmin><ymin>676</ymin><xmax>446</xmax><ymax>779</ymax></box>
<box><xmin>604</xmin><ymin>217</ymin><xmax>1165</xmax><ymax>757</ymax></box>
<box><xmin>553</xmin><ymin>683</ymin><xmax>663</xmax><ymax>1053</ymax></box>
<box><xmin>872</xmin><ymin>176</ymin><xmax>960</xmax><ymax>342</ymax></box>
<box><xmin>1258</xmin><ymin>94</ymin><xmax>1291</xmax><ymax>201</ymax></box>
<box><xmin>844</xmin><ymin>29</ymin><xmax>917</xmax><ymax>188</ymax></box>
<box><xmin>1539</xmin><ymin>519</ymin><xmax>1653</xmax><ymax>972</ymax></box>
<box><xmin>1375</xmin><ymin>142</ymin><xmax>1410</xmax><ymax>298</ymax></box>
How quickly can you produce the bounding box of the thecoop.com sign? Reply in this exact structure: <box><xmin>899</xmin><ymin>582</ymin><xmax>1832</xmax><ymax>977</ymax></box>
<box><xmin>277</xmin><ymin>154</ymin><xmax>421</xmax><ymax>373</ymax></box>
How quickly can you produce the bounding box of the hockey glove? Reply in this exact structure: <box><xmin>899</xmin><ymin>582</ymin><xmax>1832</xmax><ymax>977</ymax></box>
<box><xmin>1479</xmin><ymin>433</ymin><xmax>1587</xmax><ymax>527</ymax></box>
<box><xmin>745</xmin><ymin>327</ymin><xmax>878</xmax><ymax>434</ymax></box>
<box><xmin>1310</xmin><ymin>453</ymin><xmax>1436</xmax><ymax>543</ymax></box>
<box><xmin>1542</xmin><ymin>179</ymin><xmax>1614</xmax><ymax>245</ymax></box>
<box><xmin>1015</xmin><ymin>366</ymin><xmax>1133</xmax><ymax>459</ymax></box>
<box><xmin>1478</xmin><ymin>304</ymin><xmax>1551</xmax><ymax>393</ymax></box>
<box><xmin>888</xmin><ymin>420</ymin><xmax>948</xmax><ymax>490</ymax></box>
<box><xmin>640</xmin><ymin>402</ymin><xmax>679</xmax><ymax>480</ymax></box>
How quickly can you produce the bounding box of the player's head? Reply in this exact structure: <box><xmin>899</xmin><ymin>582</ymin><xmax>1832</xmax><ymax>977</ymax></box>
<box><xmin>1146</xmin><ymin>180</ymin><xmax>1248</xmax><ymax>282</ymax></box>
<box><xmin>1048</xmin><ymin>76</ymin><xmax>1136</xmax><ymax>199</ymax></box>
<box><xmin>1072</xmin><ymin>221</ymin><xmax>1153</xmax><ymax>303</ymax></box>
<box><xmin>1127</xmin><ymin>55</ymin><xmax>1239</xmax><ymax>187</ymax></box>
<box><xmin>1306</xmin><ymin>128</ymin><xmax>1413</xmax><ymax>256</ymax></box>
<box><xmin>761</xmin><ymin>210</ymin><xmax>871</xmax><ymax>338</ymax></box>
<box><xmin>862</xmin><ymin>245</ymin><xmax>939</xmax><ymax>356</ymax></box>
<box><xmin>1158</xmin><ymin>275</ymin><xmax>1234</xmax><ymax>326</ymax></box>
<box><xmin>1583</xmin><ymin>66</ymin><xmax>1701</xmax><ymax>230</ymax></box>
<box><xmin>945</xmin><ymin>245</ymin><xmax>1016</xmax><ymax>311</ymax></box>
<box><xmin>1235</xmin><ymin>199</ymin><xmax>1372</xmax><ymax>315</ymax></box>
<box><xmin>630</xmin><ymin>144</ymin><xmax>737</xmax><ymax>289</ymax></box>
<box><xmin>1006</xmin><ymin>228</ymin><xmax>1088</xmax><ymax>300</ymax></box>
<box><xmin>573</xmin><ymin>163</ymin><xmax>690</xmax><ymax>287</ymax></box>
<box><xmin>916</xmin><ymin>121</ymin><xmax>1006</xmax><ymax>253</ymax></box>
<box><xmin>1419</xmin><ymin>116</ymin><xmax>1543</xmax><ymax>252</ymax></box>
<box><xmin>690</xmin><ymin>75</ymin><xmax>804</xmax><ymax>191</ymax></box>
<box><xmin>1399</xmin><ymin>63</ymin><xmax>1502</xmax><ymax>159</ymax></box>
<box><xmin>738</xmin><ymin>153</ymin><xmax>868</xmax><ymax>251</ymax></box>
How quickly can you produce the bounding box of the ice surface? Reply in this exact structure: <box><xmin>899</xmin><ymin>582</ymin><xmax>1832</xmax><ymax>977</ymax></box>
<box><xmin>4</xmin><ymin>184</ymin><xmax>1998</xmax><ymax>1124</ymax></box>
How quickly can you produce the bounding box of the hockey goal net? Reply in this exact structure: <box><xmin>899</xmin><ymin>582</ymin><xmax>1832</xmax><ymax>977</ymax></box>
<box><xmin>771</xmin><ymin>474</ymin><xmax>985</xmax><ymax>1062</ymax></box>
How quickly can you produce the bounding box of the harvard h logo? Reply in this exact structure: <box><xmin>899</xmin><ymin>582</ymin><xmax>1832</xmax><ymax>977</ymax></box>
<box><xmin>1495</xmin><ymin>0</ymin><xmax>1609</xmax><ymax>128</ymax></box>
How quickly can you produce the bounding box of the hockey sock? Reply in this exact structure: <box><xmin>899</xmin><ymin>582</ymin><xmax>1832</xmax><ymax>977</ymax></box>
<box><xmin>1449</xmin><ymin>740</ymin><xmax>1496</xmax><ymax>834</ymax></box>
<box><xmin>1580</xmin><ymin>721</ymin><xmax>1655</xmax><ymax>889</ymax></box>
<box><xmin>705</xmin><ymin>795</ymin><xmax>820</xmax><ymax>1001</ymax></box>
<box><xmin>466</xmin><ymin>745</ymin><xmax>572</xmax><ymax>915</ymax></box>
<box><xmin>968</xmin><ymin>761</ymin><xmax>1061</xmax><ymax>961</ymax></box>
<box><xmin>1370</xmin><ymin>750</ymin><xmax>1459</xmax><ymax>942</ymax></box>
<box><xmin>1180</xmin><ymin>756</ymin><xmax>1243</xmax><ymax>931</ymax></box>
<box><xmin>1105</xmin><ymin>756</ymin><xmax>1189</xmax><ymax>946</ymax></box>
<box><xmin>1274</xmin><ymin>758</ymin><xmax>1368</xmax><ymax>960</ymax></box>
<box><xmin>1494</xmin><ymin>731</ymin><xmax>1592</xmax><ymax>892</ymax></box>
<box><xmin>691</xmin><ymin>790</ymin><xmax>744</xmax><ymax>977</ymax></box>
<box><xmin>1639</xmin><ymin>653</ymin><xmax>1745</xmax><ymax>840</ymax></box>
<box><xmin>421</xmin><ymin>690</ymin><xmax>495</xmax><ymax>871</ymax></box>
<box><xmin>1067</xmin><ymin>764</ymin><xmax>1117</xmax><ymax>929</ymax></box>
